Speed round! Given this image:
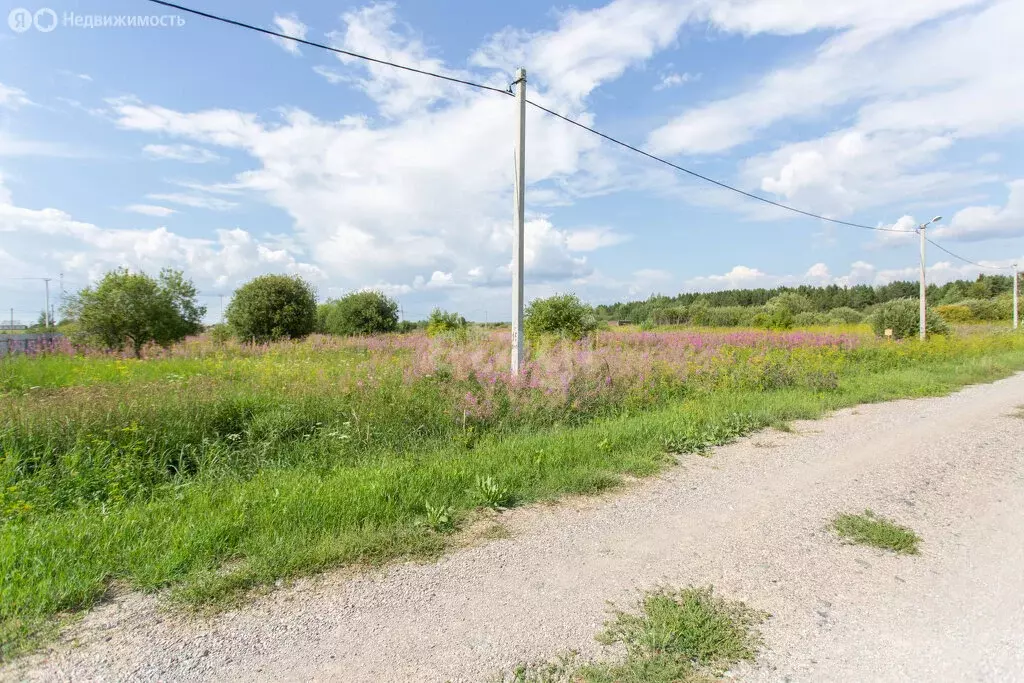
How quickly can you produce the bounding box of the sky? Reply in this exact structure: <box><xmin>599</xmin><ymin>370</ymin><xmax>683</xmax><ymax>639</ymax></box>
<box><xmin>1</xmin><ymin>0</ymin><xmax>1023</xmax><ymax>323</ymax></box>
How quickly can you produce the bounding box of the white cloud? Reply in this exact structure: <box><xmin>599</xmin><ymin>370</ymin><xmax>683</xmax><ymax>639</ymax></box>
<box><xmin>325</xmin><ymin>3</ymin><xmax>472</xmax><ymax>117</ymax></box>
<box><xmin>0</xmin><ymin>192</ymin><xmax>321</xmax><ymax>291</ymax></box>
<box><xmin>472</xmin><ymin>0</ymin><xmax>691</xmax><ymax>103</ymax></box>
<box><xmin>105</xmin><ymin>0</ymin><xmax>690</xmax><ymax>294</ymax></box>
<box><xmin>271</xmin><ymin>14</ymin><xmax>308</xmax><ymax>55</ymax></box>
<box><xmin>871</xmin><ymin>215</ymin><xmax>919</xmax><ymax>247</ymax></box>
<box><xmin>648</xmin><ymin>0</ymin><xmax>991</xmax><ymax>156</ymax></box>
<box><xmin>932</xmin><ymin>180</ymin><xmax>1024</xmax><ymax>242</ymax></box>
<box><xmin>0</xmin><ymin>83</ymin><xmax>32</xmax><ymax>109</ymax></box>
<box><xmin>654</xmin><ymin>71</ymin><xmax>697</xmax><ymax>91</ymax></box>
<box><xmin>146</xmin><ymin>193</ymin><xmax>238</xmax><ymax>211</ymax></box>
<box><xmin>643</xmin><ymin>0</ymin><xmax>1024</xmax><ymax>230</ymax></box>
<box><xmin>142</xmin><ymin>144</ymin><xmax>222</xmax><ymax>163</ymax></box>
<box><xmin>684</xmin><ymin>256</ymin><xmax>1020</xmax><ymax>293</ymax></box>
<box><xmin>565</xmin><ymin>227</ymin><xmax>631</xmax><ymax>251</ymax></box>
<box><xmin>312</xmin><ymin>65</ymin><xmax>347</xmax><ymax>84</ymax></box>
<box><xmin>125</xmin><ymin>204</ymin><xmax>177</xmax><ymax>217</ymax></box>
<box><xmin>0</xmin><ymin>172</ymin><xmax>10</xmax><ymax>205</ymax></box>
<box><xmin>0</xmin><ymin>133</ymin><xmax>80</xmax><ymax>158</ymax></box>
<box><xmin>686</xmin><ymin>265</ymin><xmax>776</xmax><ymax>291</ymax></box>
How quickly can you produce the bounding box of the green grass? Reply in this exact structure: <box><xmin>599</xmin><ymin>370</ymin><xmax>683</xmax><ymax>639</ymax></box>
<box><xmin>2</xmin><ymin>333</ymin><xmax>1024</xmax><ymax>660</ymax></box>
<box><xmin>832</xmin><ymin>510</ymin><xmax>921</xmax><ymax>555</ymax></box>
<box><xmin>506</xmin><ymin>586</ymin><xmax>765</xmax><ymax>682</ymax></box>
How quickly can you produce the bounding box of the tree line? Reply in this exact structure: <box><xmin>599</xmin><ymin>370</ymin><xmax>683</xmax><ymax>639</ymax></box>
<box><xmin>595</xmin><ymin>274</ymin><xmax>1019</xmax><ymax>324</ymax></box>
<box><xmin>54</xmin><ymin>268</ymin><xmax>1021</xmax><ymax>355</ymax></box>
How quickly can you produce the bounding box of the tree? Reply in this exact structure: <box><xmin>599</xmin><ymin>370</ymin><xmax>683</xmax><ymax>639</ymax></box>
<box><xmin>524</xmin><ymin>294</ymin><xmax>598</xmax><ymax>341</ymax></box>
<box><xmin>318</xmin><ymin>290</ymin><xmax>398</xmax><ymax>336</ymax></box>
<box><xmin>870</xmin><ymin>298</ymin><xmax>949</xmax><ymax>339</ymax></box>
<box><xmin>426</xmin><ymin>308</ymin><xmax>468</xmax><ymax>337</ymax></box>
<box><xmin>766</xmin><ymin>292</ymin><xmax>813</xmax><ymax>315</ymax></box>
<box><xmin>63</xmin><ymin>268</ymin><xmax>205</xmax><ymax>356</ymax></box>
<box><xmin>227</xmin><ymin>274</ymin><xmax>317</xmax><ymax>343</ymax></box>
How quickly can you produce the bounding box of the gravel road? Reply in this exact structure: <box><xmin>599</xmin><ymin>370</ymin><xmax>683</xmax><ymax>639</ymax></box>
<box><xmin>7</xmin><ymin>374</ymin><xmax>1024</xmax><ymax>682</ymax></box>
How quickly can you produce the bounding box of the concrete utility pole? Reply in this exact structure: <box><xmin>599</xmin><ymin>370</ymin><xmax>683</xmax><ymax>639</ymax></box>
<box><xmin>1014</xmin><ymin>263</ymin><xmax>1019</xmax><ymax>331</ymax></box>
<box><xmin>43</xmin><ymin>278</ymin><xmax>51</xmax><ymax>330</ymax></box>
<box><xmin>511</xmin><ymin>67</ymin><xmax>527</xmax><ymax>374</ymax></box>
<box><xmin>917</xmin><ymin>216</ymin><xmax>941</xmax><ymax>341</ymax></box>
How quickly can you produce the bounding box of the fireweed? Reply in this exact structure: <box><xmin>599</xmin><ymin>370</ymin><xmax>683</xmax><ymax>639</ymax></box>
<box><xmin>2</xmin><ymin>328</ymin><xmax>1020</xmax><ymax>520</ymax></box>
<box><xmin>3</xmin><ymin>326</ymin><xmax>1024</xmax><ymax>657</ymax></box>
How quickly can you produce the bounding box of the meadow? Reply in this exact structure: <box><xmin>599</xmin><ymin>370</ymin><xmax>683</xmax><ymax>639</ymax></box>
<box><xmin>3</xmin><ymin>325</ymin><xmax>1024</xmax><ymax>657</ymax></box>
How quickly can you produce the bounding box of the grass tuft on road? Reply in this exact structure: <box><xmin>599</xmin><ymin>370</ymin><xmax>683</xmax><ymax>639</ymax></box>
<box><xmin>832</xmin><ymin>510</ymin><xmax>921</xmax><ymax>555</ymax></box>
<box><xmin>507</xmin><ymin>586</ymin><xmax>765</xmax><ymax>682</ymax></box>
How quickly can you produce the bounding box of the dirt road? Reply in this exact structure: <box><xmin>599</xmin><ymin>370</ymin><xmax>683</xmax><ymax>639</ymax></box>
<box><xmin>9</xmin><ymin>374</ymin><xmax>1024</xmax><ymax>682</ymax></box>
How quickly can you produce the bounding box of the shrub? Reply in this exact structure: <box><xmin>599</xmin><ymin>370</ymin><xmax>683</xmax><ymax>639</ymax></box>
<box><xmin>649</xmin><ymin>306</ymin><xmax>688</xmax><ymax>326</ymax></box>
<box><xmin>318</xmin><ymin>290</ymin><xmax>399</xmax><ymax>336</ymax></box>
<box><xmin>426</xmin><ymin>308</ymin><xmax>468</xmax><ymax>337</ymax></box>
<box><xmin>397</xmin><ymin>320</ymin><xmax>424</xmax><ymax>333</ymax></box>
<box><xmin>524</xmin><ymin>294</ymin><xmax>597</xmax><ymax>341</ymax></box>
<box><xmin>762</xmin><ymin>306</ymin><xmax>794</xmax><ymax>330</ymax></box>
<box><xmin>62</xmin><ymin>268</ymin><xmax>205</xmax><ymax>357</ymax></box>
<box><xmin>827</xmin><ymin>307</ymin><xmax>864</xmax><ymax>324</ymax></box>
<box><xmin>687</xmin><ymin>306</ymin><xmax>755</xmax><ymax>328</ymax></box>
<box><xmin>870</xmin><ymin>298</ymin><xmax>949</xmax><ymax>339</ymax></box>
<box><xmin>208</xmin><ymin>323</ymin><xmax>233</xmax><ymax>344</ymax></box>
<box><xmin>794</xmin><ymin>312</ymin><xmax>832</xmax><ymax>327</ymax></box>
<box><xmin>226</xmin><ymin>274</ymin><xmax>317</xmax><ymax>343</ymax></box>
<box><xmin>934</xmin><ymin>303</ymin><xmax>973</xmax><ymax>323</ymax></box>
<box><xmin>766</xmin><ymin>292</ymin><xmax>814</xmax><ymax>315</ymax></box>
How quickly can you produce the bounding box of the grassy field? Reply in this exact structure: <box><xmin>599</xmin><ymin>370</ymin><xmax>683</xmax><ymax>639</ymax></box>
<box><xmin>3</xmin><ymin>326</ymin><xmax>1024</xmax><ymax>658</ymax></box>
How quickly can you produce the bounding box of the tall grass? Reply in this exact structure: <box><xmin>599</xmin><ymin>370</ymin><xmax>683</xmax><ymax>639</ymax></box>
<box><xmin>2</xmin><ymin>328</ymin><xmax>1024</xmax><ymax>658</ymax></box>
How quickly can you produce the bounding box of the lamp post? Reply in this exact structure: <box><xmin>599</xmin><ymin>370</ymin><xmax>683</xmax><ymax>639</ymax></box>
<box><xmin>916</xmin><ymin>216</ymin><xmax>942</xmax><ymax>341</ymax></box>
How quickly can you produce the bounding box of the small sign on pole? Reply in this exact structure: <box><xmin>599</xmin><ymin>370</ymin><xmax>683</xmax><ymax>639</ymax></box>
<box><xmin>884</xmin><ymin>328</ymin><xmax>893</xmax><ymax>338</ymax></box>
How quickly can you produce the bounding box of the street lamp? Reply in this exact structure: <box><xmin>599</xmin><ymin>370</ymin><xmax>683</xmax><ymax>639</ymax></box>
<box><xmin>916</xmin><ymin>216</ymin><xmax>942</xmax><ymax>341</ymax></box>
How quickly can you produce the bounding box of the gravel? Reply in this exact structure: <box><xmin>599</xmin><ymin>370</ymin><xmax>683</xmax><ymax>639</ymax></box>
<box><xmin>6</xmin><ymin>373</ymin><xmax>1024</xmax><ymax>682</ymax></box>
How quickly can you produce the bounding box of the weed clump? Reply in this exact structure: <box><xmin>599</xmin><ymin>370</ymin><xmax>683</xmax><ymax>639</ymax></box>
<box><xmin>832</xmin><ymin>510</ymin><xmax>921</xmax><ymax>555</ymax></box>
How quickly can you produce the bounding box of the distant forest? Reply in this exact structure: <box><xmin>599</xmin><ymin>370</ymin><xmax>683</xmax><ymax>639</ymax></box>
<box><xmin>595</xmin><ymin>274</ymin><xmax>1018</xmax><ymax>323</ymax></box>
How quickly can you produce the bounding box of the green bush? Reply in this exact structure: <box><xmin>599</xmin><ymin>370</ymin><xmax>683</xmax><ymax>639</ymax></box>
<box><xmin>226</xmin><ymin>274</ymin><xmax>317</xmax><ymax>343</ymax></box>
<box><xmin>524</xmin><ymin>294</ymin><xmax>597</xmax><ymax>341</ymax></box>
<box><xmin>690</xmin><ymin>306</ymin><xmax>753</xmax><ymax>327</ymax></box>
<box><xmin>827</xmin><ymin>307</ymin><xmax>864</xmax><ymax>324</ymax></box>
<box><xmin>426</xmin><ymin>308</ymin><xmax>468</xmax><ymax>337</ymax></box>
<box><xmin>934</xmin><ymin>303</ymin><xmax>973</xmax><ymax>323</ymax></box>
<box><xmin>767</xmin><ymin>306</ymin><xmax>794</xmax><ymax>330</ymax></box>
<box><xmin>794</xmin><ymin>312</ymin><xmax>832</xmax><ymax>326</ymax></box>
<box><xmin>62</xmin><ymin>268</ymin><xmax>205</xmax><ymax>357</ymax></box>
<box><xmin>208</xmin><ymin>323</ymin><xmax>233</xmax><ymax>344</ymax></box>
<box><xmin>870</xmin><ymin>298</ymin><xmax>949</xmax><ymax>339</ymax></box>
<box><xmin>649</xmin><ymin>306</ymin><xmax>689</xmax><ymax>325</ymax></box>
<box><xmin>766</xmin><ymin>292</ymin><xmax>814</xmax><ymax>315</ymax></box>
<box><xmin>318</xmin><ymin>290</ymin><xmax>399</xmax><ymax>336</ymax></box>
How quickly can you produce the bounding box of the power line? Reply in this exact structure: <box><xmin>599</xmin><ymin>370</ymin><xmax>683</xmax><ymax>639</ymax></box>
<box><xmin>144</xmin><ymin>0</ymin><xmax>515</xmax><ymax>97</ymax></box>
<box><xmin>924</xmin><ymin>237</ymin><xmax>1014</xmax><ymax>271</ymax></box>
<box><xmin>524</xmin><ymin>100</ymin><xmax>905</xmax><ymax>233</ymax></box>
<box><xmin>147</xmin><ymin>0</ymin><xmax>1017</xmax><ymax>257</ymax></box>
<box><xmin>148</xmin><ymin>1</ymin><xmax>910</xmax><ymax>234</ymax></box>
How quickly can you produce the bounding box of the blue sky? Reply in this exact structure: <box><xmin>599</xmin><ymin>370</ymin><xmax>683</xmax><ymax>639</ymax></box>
<box><xmin>2</xmin><ymin>0</ymin><xmax>1023</xmax><ymax>323</ymax></box>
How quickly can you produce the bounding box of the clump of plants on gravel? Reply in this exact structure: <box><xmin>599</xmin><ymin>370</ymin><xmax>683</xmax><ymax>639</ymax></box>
<box><xmin>506</xmin><ymin>586</ymin><xmax>766</xmax><ymax>682</ymax></box>
<box><xmin>832</xmin><ymin>510</ymin><xmax>921</xmax><ymax>554</ymax></box>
